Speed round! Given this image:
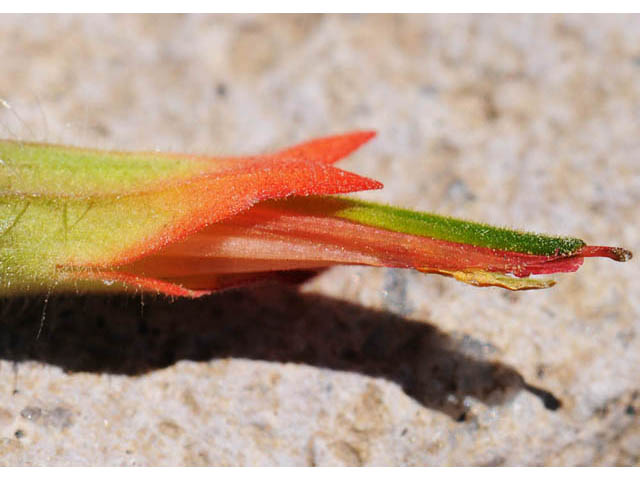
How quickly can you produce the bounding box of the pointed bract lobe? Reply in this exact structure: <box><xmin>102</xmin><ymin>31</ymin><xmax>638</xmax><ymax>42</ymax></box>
<box><xmin>274</xmin><ymin>130</ymin><xmax>377</xmax><ymax>165</ymax></box>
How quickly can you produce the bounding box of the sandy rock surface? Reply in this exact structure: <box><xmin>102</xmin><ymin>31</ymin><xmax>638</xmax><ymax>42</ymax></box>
<box><xmin>0</xmin><ymin>14</ymin><xmax>638</xmax><ymax>466</ymax></box>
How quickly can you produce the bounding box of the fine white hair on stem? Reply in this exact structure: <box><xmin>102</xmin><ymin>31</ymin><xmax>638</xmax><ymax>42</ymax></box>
<box><xmin>34</xmin><ymin>94</ymin><xmax>50</xmax><ymax>142</ymax></box>
<box><xmin>36</xmin><ymin>285</ymin><xmax>55</xmax><ymax>341</ymax></box>
<box><xmin>0</xmin><ymin>97</ymin><xmax>37</xmax><ymax>141</ymax></box>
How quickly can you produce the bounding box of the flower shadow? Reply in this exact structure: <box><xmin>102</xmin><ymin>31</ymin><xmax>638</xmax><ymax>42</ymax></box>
<box><xmin>0</xmin><ymin>285</ymin><xmax>560</xmax><ymax>420</ymax></box>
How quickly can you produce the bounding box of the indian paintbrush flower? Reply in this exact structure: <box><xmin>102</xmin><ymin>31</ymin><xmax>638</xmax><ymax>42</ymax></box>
<box><xmin>0</xmin><ymin>131</ymin><xmax>631</xmax><ymax>297</ymax></box>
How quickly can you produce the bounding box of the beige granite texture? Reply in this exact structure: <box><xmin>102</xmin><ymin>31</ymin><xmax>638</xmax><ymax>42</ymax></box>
<box><xmin>0</xmin><ymin>14</ymin><xmax>639</xmax><ymax>466</ymax></box>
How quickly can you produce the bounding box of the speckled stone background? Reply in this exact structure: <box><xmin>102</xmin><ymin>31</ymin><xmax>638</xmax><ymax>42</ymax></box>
<box><xmin>0</xmin><ymin>14</ymin><xmax>638</xmax><ymax>466</ymax></box>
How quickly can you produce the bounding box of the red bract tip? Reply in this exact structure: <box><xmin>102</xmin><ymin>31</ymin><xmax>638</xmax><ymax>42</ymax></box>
<box><xmin>576</xmin><ymin>246</ymin><xmax>633</xmax><ymax>262</ymax></box>
<box><xmin>274</xmin><ymin>130</ymin><xmax>377</xmax><ymax>164</ymax></box>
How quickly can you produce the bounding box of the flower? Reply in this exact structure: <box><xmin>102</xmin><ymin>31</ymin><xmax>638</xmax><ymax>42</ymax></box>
<box><xmin>0</xmin><ymin>132</ymin><xmax>630</xmax><ymax>297</ymax></box>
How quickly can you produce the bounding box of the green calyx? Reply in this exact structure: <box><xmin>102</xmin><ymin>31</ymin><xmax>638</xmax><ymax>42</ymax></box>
<box><xmin>275</xmin><ymin>196</ymin><xmax>586</xmax><ymax>256</ymax></box>
<box><xmin>0</xmin><ymin>140</ymin><xmax>216</xmax><ymax>197</ymax></box>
